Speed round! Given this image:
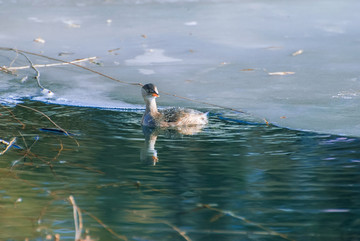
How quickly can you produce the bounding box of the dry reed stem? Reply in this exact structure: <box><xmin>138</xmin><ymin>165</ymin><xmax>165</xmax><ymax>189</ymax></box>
<box><xmin>0</xmin><ymin>66</ymin><xmax>16</xmax><ymax>74</ymax></box>
<box><xmin>82</xmin><ymin>209</ymin><xmax>128</xmax><ymax>241</ymax></box>
<box><xmin>7</xmin><ymin>57</ymin><xmax>97</xmax><ymax>70</ymax></box>
<box><xmin>69</xmin><ymin>195</ymin><xmax>83</xmax><ymax>241</ymax></box>
<box><xmin>200</xmin><ymin>204</ymin><xmax>296</xmax><ymax>241</ymax></box>
<box><xmin>0</xmin><ymin>137</ymin><xmax>16</xmax><ymax>155</ymax></box>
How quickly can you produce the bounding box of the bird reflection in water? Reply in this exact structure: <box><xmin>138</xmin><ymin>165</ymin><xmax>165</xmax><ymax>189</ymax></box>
<box><xmin>140</xmin><ymin>83</ymin><xmax>208</xmax><ymax>165</ymax></box>
<box><xmin>140</xmin><ymin>124</ymin><xmax>206</xmax><ymax>165</ymax></box>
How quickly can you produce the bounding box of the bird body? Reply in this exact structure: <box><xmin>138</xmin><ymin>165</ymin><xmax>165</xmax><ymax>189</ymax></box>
<box><xmin>141</xmin><ymin>83</ymin><xmax>208</xmax><ymax>127</ymax></box>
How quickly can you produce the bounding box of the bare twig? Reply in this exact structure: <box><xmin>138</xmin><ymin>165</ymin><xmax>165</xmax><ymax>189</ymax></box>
<box><xmin>7</xmin><ymin>57</ymin><xmax>97</xmax><ymax>70</ymax></box>
<box><xmin>37</xmin><ymin>199</ymin><xmax>56</xmax><ymax>224</ymax></box>
<box><xmin>17</xmin><ymin>51</ymin><xmax>43</xmax><ymax>89</ymax></box>
<box><xmin>14</xmin><ymin>102</ymin><xmax>80</xmax><ymax>147</ymax></box>
<box><xmin>51</xmin><ymin>139</ymin><xmax>64</xmax><ymax>162</ymax></box>
<box><xmin>0</xmin><ymin>104</ymin><xmax>26</xmax><ymax>129</ymax></box>
<box><xmin>9</xmin><ymin>49</ymin><xmax>19</xmax><ymax>67</ymax></box>
<box><xmin>0</xmin><ymin>66</ymin><xmax>15</xmax><ymax>74</ymax></box>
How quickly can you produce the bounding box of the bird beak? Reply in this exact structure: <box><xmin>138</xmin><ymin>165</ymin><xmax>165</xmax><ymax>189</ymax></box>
<box><xmin>152</xmin><ymin>93</ymin><xmax>159</xmax><ymax>97</ymax></box>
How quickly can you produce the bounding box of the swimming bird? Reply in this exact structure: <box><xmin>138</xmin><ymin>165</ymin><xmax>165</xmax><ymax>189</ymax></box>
<box><xmin>141</xmin><ymin>83</ymin><xmax>208</xmax><ymax>127</ymax></box>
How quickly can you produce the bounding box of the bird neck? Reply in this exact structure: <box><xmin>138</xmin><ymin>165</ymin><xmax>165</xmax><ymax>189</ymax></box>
<box><xmin>145</xmin><ymin>97</ymin><xmax>159</xmax><ymax>115</ymax></box>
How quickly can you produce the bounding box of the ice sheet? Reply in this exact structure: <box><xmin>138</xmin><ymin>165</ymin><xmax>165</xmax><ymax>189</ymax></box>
<box><xmin>0</xmin><ymin>0</ymin><xmax>359</xmax><ymax>136</ymax></box>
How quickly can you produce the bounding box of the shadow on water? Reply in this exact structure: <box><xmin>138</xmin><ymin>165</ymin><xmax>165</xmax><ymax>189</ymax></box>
<box><xmin>0</xmin><ymin>101</ymin><xmax>360</xmax><ymax>241</ymax></box>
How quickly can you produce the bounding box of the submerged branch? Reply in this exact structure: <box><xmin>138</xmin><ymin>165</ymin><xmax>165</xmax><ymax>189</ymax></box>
<box><xmin>1</xmin><ymin>104</ymin><xmax>26</xmax><ymax>129</ymax></box>
<box><xmin>200</xmin><ymin>204</ymin><xmax>296</xmax><ymax>241</ymax></box>
<box><xmin>82</xmin><ymin>209</ymin><xmax>128</xmax><ymax>241</ymax></box>
<box><xmin>160</xmin><ymin>220</ymin><xmax>193</xmax><ymax>241</ymax></box>
<box><xmin>130</xmin><ymin>210</ymin><xmax>192</xmax><ymax>241</ymax></box>
<box><xmin>14</xmin><ymin>103</ymin><xmax>80</xmax><ymax>147</ymax></box>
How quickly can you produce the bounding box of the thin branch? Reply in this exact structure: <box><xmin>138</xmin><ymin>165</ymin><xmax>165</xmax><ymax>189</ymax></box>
<box><xmin>0</xmin><ymin>104</ymin><xmax>26</xmax><ymax>129</ymax></box>
<box><xmin>17</xmin><ymin>51</ymin><xmax>44</xmax><ymax>90</ymax></box>
<box><xmin>160</xmin><ymin>220</ymin><xmax>192</xmax><ymax>241</ymax></box>
<box><xmin>7</xmin><ymin>57</ymin><xmax>97</xmax><ymax>70</ymax></box>
<box><xmin>9</xmin><ymin>49</ymin><xmax>19</xmax><ymax>67</ymax></box>
<box><xmin>14</xmin><ymin>102</ymin><xmax>79</xmax><ymax>147</ymax></box>
<box><xmin>51</xmin><ymin>139</ymin><xmax>64</xmax><ymax>162</ymax></box>
<box><xmin>82</xmin><ymin>209</ymin><xmax>128</xmax><ymax>241</ymax></box>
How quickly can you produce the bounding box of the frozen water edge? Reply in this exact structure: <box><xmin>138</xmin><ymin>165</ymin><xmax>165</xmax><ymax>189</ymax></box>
<box><xmin>0</xmin><ymin>0</ymin><xmax>359</xmax><ymax>137</ymax></box>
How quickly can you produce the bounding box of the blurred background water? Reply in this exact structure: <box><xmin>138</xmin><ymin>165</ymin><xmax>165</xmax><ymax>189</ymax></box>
<box><xmin>1</xmin><ymin>0</ymin><xmax>360</xmax><ymax>240</ymax></box>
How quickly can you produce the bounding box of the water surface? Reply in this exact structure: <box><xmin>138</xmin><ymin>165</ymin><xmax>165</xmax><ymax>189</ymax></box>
<box><xmin>0</xmin><ymin>102</ymin><xmax>359</xmax><ymax>240</ymax></box>
<box><xmin>1</xmin><ymin>0</ymin><xmax>360</xmax><ymax>240</ymax></box>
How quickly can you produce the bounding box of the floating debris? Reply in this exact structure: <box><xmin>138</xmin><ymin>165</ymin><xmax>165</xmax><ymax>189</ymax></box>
<box><xmin>265</xmin><ymin>46</ymin><xmax>282</xmax><ymax>50</ymax></box>
<box><xmin>33</xmin><ymin>37</ymin><xmax>46</xmax><ymax>44</ymax></box>
<box><xmin>20</xmin><ymin>76</ymin><xmax>28</xmax><ymax>83</ymax></box>
<box><xmin>14</xmin><ymin>197</ymin><xmax>22</xmax><ymax>208</ymax></box>
<box><xmin>58</xmin><ymin>52</ymin><xmax>75</xmax><ymax>56</ymax></box>
<box><xmin>184</xmin><ymin>21</ymin><xmax>198</xmax><ymax>26</ymax></box>
<box><xmin>40</xmin><ymin>128</ymin><xmax>75</xmax><ymax>136</ymax></box>
<box><xmin>241</xmin><ymin>68</ymin><xmax>255</xmax><ymax>71</ymax></box>
<box><xmin>108</xmin><ymin>48</ymin><xmax>121</xmax><ymax>55</ymax></box>
<box><xmin>268</xmin><ymin>71</ymin><xmax>295</xmax><ymax>76</ymax></box>
<box><xmin>63</xmin><ymin>20</ymin><xmax>81</xmax><ymax>28</ymax></box>
<box><xmin>41</xmin><ymin>88</ymin><xmax>54</xmax><ymax>97</ymax></box>
<box><xmin>220</xmin><ymin>62</ymin><xmax>229</xmax><ymax>65</ymax></box>
<box><xmin>0</xmin><ymin>66</ymin><xmax>15</xmax><ymax>74</ymax></box>
<box><xmin>292</xmin><ymin>49</ymin><xmax>304</xmax><ymax>56</ymax></box>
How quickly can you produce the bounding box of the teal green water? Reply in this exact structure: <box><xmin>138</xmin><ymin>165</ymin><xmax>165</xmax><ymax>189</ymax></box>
<box><xmin>0</xmin><ymin>101</ymin><xmax>359</xmax><ymax>241</ymax></box>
